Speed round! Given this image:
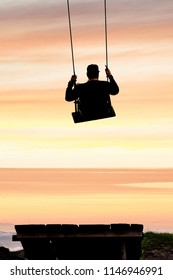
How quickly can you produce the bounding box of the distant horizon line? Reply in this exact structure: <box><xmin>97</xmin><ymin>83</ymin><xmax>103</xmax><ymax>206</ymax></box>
<box><xmin>0</xmin><ymin>167</ymin><xmax>173</xmax><ymax>170</ymax></box>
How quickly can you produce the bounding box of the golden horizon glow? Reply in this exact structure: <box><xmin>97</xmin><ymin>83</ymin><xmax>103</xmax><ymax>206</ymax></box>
<box><xmin>0</xmin><ymin>168</ymin><xmax>173</xmax><ymax>232</ymax></box>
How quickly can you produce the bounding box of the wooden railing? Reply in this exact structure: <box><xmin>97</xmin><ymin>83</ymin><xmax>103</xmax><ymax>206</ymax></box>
<box><xmin>13</xmin><ymin>223</ymin><xmax>144</xmax><ymax>260</ymax></box>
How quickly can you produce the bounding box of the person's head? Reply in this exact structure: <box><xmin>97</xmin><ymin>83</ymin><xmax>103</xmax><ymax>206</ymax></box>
<box><xmin>87</xmin><ymin>64</ymin><xmax>99</xmax><ymax>79</ymax></box>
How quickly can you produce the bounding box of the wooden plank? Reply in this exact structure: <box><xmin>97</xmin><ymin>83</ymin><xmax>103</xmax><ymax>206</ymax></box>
<box><xmin>79</xmin><ymin>224</ymin><xmax>110</xmax><ymax>233</ymax></box>
<box><xmin>61</xmin><ymin>224</ymin><xmax>79</xmax><ymax>233</ymax></box>
<box><xmin>131</xmin><ymin>224</ymin><xmax>144</xmax><ymax>231</ymax></box>
<box><xmin>13</xmin><ymin>231</ymin><xmax>143</xmax><ymax>240</ymax></box>
<box><xmin>111</xmin><ymin>223</ymin><xmax>131</xmax><ymax>231</ymax></box>
<box><xmin>46</xmin><ymin>224</ymin><xmax>62</xmax><ymax>233</ymax></box>
<box><xmin>15</xmin><ymin>224</ymin><xmax>46</xmax><ymax>235</ymax></box>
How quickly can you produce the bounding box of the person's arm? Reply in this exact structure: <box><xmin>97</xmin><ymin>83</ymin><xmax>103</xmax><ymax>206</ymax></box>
<box><xmin>65</xmin><ymin>75</ymin><xmax>78</xmax><ymax>101</ymax></box>
<box><xmin>105</xmin><ymin>68</ymin><xmax>119</xmax><ymax>95</ymax></box>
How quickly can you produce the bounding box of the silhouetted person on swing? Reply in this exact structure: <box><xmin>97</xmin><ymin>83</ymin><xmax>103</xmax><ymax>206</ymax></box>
<box><xmin>65</xmin><ymin>64</ymin><xmax>119</xmax><ymax>121</ymax></box>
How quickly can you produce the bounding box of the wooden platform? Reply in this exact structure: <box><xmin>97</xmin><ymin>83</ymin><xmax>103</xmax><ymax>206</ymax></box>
<box><xmin>13</xmin><ymin>223</ymin><xmax>144</xmax><ymax>260</ymax></box>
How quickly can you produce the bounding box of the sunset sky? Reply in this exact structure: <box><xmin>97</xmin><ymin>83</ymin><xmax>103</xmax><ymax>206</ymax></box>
<box><xmin>1</xmin><ymin>0</ymin><xmax>173</xmax><ymax>168</ymax></box>
<box><xmin>0</xmin><ymin>1</ymin><xmax>173</xmax><ymax>231</ymax></box>
<box><xmin>0</xmin><ymin>168</ymin><xmax>173</xmax><ymax>232</ymax></box>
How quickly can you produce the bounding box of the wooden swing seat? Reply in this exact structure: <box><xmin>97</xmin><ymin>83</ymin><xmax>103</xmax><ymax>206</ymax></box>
<box><xmin>72</xmin><ymin>105</ymin><xmax>116</xmax><ymax>123</ymax></box>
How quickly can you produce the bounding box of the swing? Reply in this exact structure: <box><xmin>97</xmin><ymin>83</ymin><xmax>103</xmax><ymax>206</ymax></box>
<box><xmin>67</xmin><ymin>0</ymin><xmax>116</xmax><ymax>123</ymax></box>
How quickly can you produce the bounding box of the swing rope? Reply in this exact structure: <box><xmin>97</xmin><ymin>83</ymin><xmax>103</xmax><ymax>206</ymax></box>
<box><xmin>67</xmin><ymin>0</ymin><xmax>76</xmax><ymax>76</ymax></box>
<box><xmin>104</xmin><ymin>0</ymin><xmax>109</xmax><ymax>69</ymax></box>
<box><xmin>67</xmin><ymin>0</ymin><xmax>109</xmax><ymax>76</ymax></box>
